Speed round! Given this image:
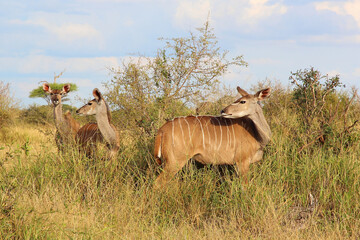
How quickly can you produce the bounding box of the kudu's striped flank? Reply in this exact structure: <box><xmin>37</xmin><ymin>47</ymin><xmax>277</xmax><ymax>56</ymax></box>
<box><xmin>154</xmin><ymin>86</ymin><xmax>271</xmax><ymax>187</ymax></box>
<box><xmin>75</xmin><ymin>88</ymin><xmax>120</xmax><ymax>159</ymax></box>
<box><xmin>43</xmin><ymin>83</ymin><xmax>80</xmax><ymax>151</ymax></box>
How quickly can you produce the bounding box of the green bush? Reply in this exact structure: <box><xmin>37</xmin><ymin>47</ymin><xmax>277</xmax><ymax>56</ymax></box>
<box><xmin>289</xmin><ymin>67</ymin><xmax>359</xmax><ymax>153</ymax></box>
<box><xmin>20</xmin><ymin>104</ymin><xmax>78</xmax><ymax>126</ymax></box>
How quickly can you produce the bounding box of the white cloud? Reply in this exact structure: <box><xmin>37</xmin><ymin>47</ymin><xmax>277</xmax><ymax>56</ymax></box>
<box><xmin>241</xmin><ymin>0</ymin><xmax>287</xmax><ymax>25</ymax></box>
<box><xmin>249</xmin><ymin>57</ymin><xmax>280</xmax><ymax>65</ymax></box>
<box><xmin>303</xmin><ymin>34</ymin><xmax>360</xmax><ymax>44</ymax></box>
<box><xmin>0</xmin><ymin>55</ymin><xmax>154</xmax><ymax>76</ymax></box>
<box><xmin>354</xmin><ymin>68</ymin><xmax>360</xmax><ymax>76</ymax></box>
<box><xmin>0</xmin><ymin>55</ymin><xmax>120</xmax><ymax>74</ymax></box>
<box><xmin>51</xmin><ymin>23</ymin><xmax>99</xmax><ymax>42</ymax></box>
<box><xmin>326</xmin><ymin>70</ymin><xmax>341</xmax><ymax>78</ymax></box>
<box><xmin>174</xmin><ymin>0</ymin><xmax>287</xmax><ymax>29</ymax></box>
<box><xmin>10</xmin><ymin>15</ymin><xmax>101</xmax><ymax>43</ymax></box>
<box><xmin>77</xmin><ymin>0</ymin><xmax>157</xmax><ymax>2</ymax></box>
<box><xmin>16</xmin><ymin>80</ymin><xmax>39</xmax><ymax>96</ymax></box>
<box><xmin>315</xmin><ymin>0</ymin><xmax>360</xmax><ymax>28</ymax></box>
<box><xmin>175</xmin><ymin>0</ymin><xmax>211</xmax><ymax>27</ymax></box>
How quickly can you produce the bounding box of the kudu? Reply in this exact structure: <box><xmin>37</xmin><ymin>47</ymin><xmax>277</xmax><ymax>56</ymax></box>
<box><xmin>75</xmin><ymin>88</ymin><xmax>120</xmax><ymax>159</ymax></box>
<box><xmin>154</xmin><ymin>86</ymin><xmax>271</xmax><ymax>187</ymax></box>
<box><xmin>43</xmin><ymin>83</ymin><xmax>80</xmax><ymax>151</ymax></box>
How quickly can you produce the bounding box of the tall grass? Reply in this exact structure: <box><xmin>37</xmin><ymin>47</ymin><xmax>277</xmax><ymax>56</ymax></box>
<box><xmin>1</xmin><ymin>118</ymin><xmax>359</xmax><ymax>239</ymax></box>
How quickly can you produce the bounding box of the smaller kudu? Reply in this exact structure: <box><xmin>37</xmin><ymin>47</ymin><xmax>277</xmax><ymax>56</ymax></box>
<box><xmin>75</xmin><ymin>88</ymin><xmax>120</xmax><ymax>159</ymax></box>
<box><xmin>43</xmin><ymin>83</ymin><xmax>80</xmax><ymax>151</ymax></box>
<box><xmin>154</xmin><ymin>86</ymin><xmax>271</xmax><ymax>188</ymax></box>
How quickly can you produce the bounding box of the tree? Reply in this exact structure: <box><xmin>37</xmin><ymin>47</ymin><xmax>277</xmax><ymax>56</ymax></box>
<box><xmin>29</xmin><ymin>71</ymin><xmax>78</xmax><ymax>105</ymax></box>
<box><xmin>105</xmin><ymin>21</ymin><xmax>247</xmax><ymax>136</ymax></box>
<box><xmin>289</xmin><ymin>67</ymin><xmax>358</xmax><ymax>152</ymax></box>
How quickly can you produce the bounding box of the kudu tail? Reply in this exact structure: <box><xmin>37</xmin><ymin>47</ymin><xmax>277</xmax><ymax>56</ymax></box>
<box><xmin>154</xmin><ymin>131</ymin><xmax>163</xmax><ymax>165</ymax></box>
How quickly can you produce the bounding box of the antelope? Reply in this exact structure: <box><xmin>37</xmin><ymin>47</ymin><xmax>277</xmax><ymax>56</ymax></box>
<box><xmin>154</xmin><ymin>86</ymin><xmax>271</xmax><ymax>187</ymax></box>
<box><xmin>43</xmin><ymin>83</ymin><xmax>80</xmax><ymax>151</ymax></box>
<box><xmin>75</xmin><ymin>88</ymin><xmax>120</xmax><ymax>159</ymax></box>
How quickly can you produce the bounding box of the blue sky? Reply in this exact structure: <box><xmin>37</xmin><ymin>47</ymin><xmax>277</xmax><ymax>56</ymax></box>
<box><xmin>1</xmin><ymin>0</ymin><xmax>360</xmax><ymax>107</ymax></box>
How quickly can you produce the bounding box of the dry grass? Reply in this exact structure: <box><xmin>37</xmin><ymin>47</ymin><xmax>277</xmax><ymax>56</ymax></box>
<box><xmin>1</xmin><ymin>116</ymin><xmax>360</xmax><ymax>239</ymax></box>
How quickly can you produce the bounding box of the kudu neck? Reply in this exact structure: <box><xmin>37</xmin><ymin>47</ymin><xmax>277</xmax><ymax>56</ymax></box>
<box><xmin>53</xmin><ymin>103</ymin><xmax>67</xmax><ymax>134</ymax></box>
<box><xmin>248</xmin><ymin>104</ymin><xmax>271</xmax><ymax>148</ymax></box>
<box><xmin>95</xmin><ymin>100</ymin><xmax>118</xmax><ymax>147</ymax></box>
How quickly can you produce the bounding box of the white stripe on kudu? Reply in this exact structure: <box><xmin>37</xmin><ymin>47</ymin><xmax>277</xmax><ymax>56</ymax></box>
<box><xmin>230</xmin><ymin>119</ymin><xmax>236</xmax><ymax>149</ymax></box>
<box><xmin>178</xmin><ymin>117</ymin><xmax>186</xmax><ymax>148</ymax></box>
<box><xmin>213</xmin><ymin>117</ymin><xmax>222</xmax><ymax>151</ymax></box>
<box><xmin>195</xmin><ymin>116</ymin><xmax>206</xmax><ymax>149</ymax></box>
<box><xmin>153</xmin><ymin>86</ymin><xmax>272</xmax><ymax>188</ymax></box>
<box><xmin>172</xmin><ymin>120</ymin><xmax>175</xmax><ymax>146</ymax></box>
<box><xmin>205</xmin><ymin>117</ymin><xmax>211</xmax><ymax>146</ymax></box>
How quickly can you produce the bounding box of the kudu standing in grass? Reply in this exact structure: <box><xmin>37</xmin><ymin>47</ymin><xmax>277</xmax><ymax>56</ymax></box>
<box><xmin>75</xmin><ymin>88</ymin><xmax>120</xmax><ymax>159</ymax></box>
<box><xmin>43</xmin><ymin>83</ymin><xmax>80</xmax><ymax>151</ymax></box>
<box><xmin>154</xmin><ymin>86</ymin><xmax>271</xmax><ymax>187</ymax></box>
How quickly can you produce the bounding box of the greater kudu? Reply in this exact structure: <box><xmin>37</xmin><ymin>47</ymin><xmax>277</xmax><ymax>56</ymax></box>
<box><xmin>154</xmin><ymin>87</ymin><xmax>271</xmax><ymax>187</ymax></box>
<box><xmin>75</xmin><ymin>88</ymin><xmax>120</xmax><ymax>159</ymax></box>
<box><xmin>43</xmin><ymin>83</ymin><xmax>80</xmax><ymax>151</ymax></box>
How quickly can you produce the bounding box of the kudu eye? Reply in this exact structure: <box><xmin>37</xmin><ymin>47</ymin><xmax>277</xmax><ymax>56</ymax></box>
<box><xmin>88</xmin><ymin>102</ymin><xmax>92</xmax><ymax>105</ymax></box>
<box><xmin>240</xmin><ymin>100</ymin><xmax>246</xmax><ymax>104</ymax></box>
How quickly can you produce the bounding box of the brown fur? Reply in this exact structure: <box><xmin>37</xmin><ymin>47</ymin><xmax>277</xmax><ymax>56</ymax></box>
<box><xmin>75</xmin><ymin>123</ymin><xmax>104</xmax><ymax>157</ymax></box>
<box><xmin>64</xmin><ymin>111</ymin><xmax>80</xmax><ymax>138</ymax></box>
<box><xmin>75</xmin><ymin>88</ymin><xmax>120</xmax><ymax>159</ymax></box>
<box><xmin>43</xmin><ymin>83</ymin><xmax>80</xmax><ymax>151</ymax></box>
<box><xmin>154</xmin><ymin>116</ymin><xmax>259</xmax><ymax>187</ymax></box>
<box><xmin>154</xmin><ymin>87</ymin><xmax>271</xmax><ymax>188</ymax></box>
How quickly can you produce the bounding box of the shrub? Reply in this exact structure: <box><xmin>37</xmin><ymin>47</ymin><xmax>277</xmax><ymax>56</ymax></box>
<box><xmin>20</xmin><ymin>104</ymin><xmax>79</xmax><ymax>126</ymax></box>
<box><xmin>0</xmin><ymin>81</ymin><xmax>19</xmax><ymax>127</ymax></box>
<box><xmin>105</xmin><ymin>21</ymin><xmax>247</xmax><ymax>137</ymax></box>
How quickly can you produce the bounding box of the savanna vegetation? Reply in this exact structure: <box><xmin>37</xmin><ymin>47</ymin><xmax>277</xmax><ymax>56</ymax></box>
<box><xmin>1</xmin><ymin>23</ymin><xmax>360</xmax><ymax>239</ymax></box>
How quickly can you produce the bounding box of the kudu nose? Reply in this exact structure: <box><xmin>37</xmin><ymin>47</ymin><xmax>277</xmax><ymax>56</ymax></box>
<box><xmin>221</xmin><ymin>110</ymin><xmax>225</xmax><ymax>115</ymax></box>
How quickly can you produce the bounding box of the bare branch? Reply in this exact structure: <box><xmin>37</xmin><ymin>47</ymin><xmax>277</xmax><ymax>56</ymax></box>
<box><xmin>54</xmin><ymin>70</ymin><xmax>66</xmax><ymax>84</ymax></box>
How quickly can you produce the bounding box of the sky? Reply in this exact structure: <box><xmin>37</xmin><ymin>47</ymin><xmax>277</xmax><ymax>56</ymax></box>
<box><xmin>1</xmin><ymin>0</ymin><xmax>360</xmax><ymax>108</ymax></box>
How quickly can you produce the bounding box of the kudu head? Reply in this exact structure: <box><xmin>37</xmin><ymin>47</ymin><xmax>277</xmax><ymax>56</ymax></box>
<box><xmin>221</xmin><ymin>87</ymin><xmax>271</xmax><ymax>118</ymax></box>
<box><xmin>43</xmin><ymin>83</ymin><xmax>71</xmax><ymax>106</ymax></box>
<box><xmin>76</xmin><ymin>88</ymin><xmax>108</xmax><ymax>117</ymax></box>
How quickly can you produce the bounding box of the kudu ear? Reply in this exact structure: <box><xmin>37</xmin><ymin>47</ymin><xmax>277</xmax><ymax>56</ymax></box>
<box><xmin>43</xmin><ymin>83</ymin><xmax>51</xmax><ymax>93</ymax></box>
<box><xmin>255</xmin><ymin>88</ymin><xmax>271</xmax><ymax>101</ymax></box>
<box><xmin>62</xmin><ymin>84</ymin><xmax>71</xmax><ymax>93</ymax></box>
<box><xmin>93</xmin><ymin>88</ymin><xmax>102</xmax><ymax>102</ymax></box>
<box><xmin>237</xmin><ymin>87</ymin><xmax>249</xmax><ymax>97</ymax></box>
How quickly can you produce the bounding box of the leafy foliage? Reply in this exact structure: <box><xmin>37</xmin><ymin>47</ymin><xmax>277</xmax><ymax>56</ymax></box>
<box><xmin>20</xmin><ymin>104</ymin><xmax>78</xmax><ymax>125</ymax></box>
<box><xmin>105</xmin><ymin>21</ymin><xmax>247</xmax><ymax>136</ymax></box>
<box><xmin>289</xmin><ymin>67</ymin><xmax>358</xmax><ymax>152</ymax></box>
<box><xmin>29</xmin><ymin>83</ymin><xmax>78</xmax><ymax>104</ymax></box>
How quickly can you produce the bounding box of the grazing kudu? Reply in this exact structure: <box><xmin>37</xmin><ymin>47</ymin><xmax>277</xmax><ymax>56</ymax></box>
<box><xmin>75</xmin><ymin>88</ymin><xmax>120</xmax><ymax>159</ymax></box>
<box><xmin>154</xmin><ymin>86</ymin><xmax>271</xmax><ymax>187</ymax></box>
<box><xmin>43</xmin><ymin>83</ymin><xmax>80</xmax><ymax>151</ymax></box>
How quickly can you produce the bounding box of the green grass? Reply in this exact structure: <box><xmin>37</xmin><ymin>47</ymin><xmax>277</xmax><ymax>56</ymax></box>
<box><xmin>1</xmin><ymin>120</ymin><xmax>360</xmax><ymax>239</ymax></box>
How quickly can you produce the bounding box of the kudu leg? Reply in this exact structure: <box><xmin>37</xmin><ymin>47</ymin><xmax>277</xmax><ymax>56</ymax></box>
<box><xmin>154</xmin><ymin>154</ymin><xmax>188</xmax><ymax>189</ymax></box>
<box><xmin>250</xmin><ymin>149</ymin><xmax>264</xmax><ymax>164</ymax></box>
<box><xmin>236</xmin><ymin>158</ymin><xmax>251</xmax><ymax>184</ymax></box>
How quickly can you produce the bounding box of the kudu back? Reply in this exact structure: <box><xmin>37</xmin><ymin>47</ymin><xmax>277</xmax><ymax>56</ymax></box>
<box><xmin>154</xmin><ymin>86</ymin><xmax>271</xmax><ymax>187</ymax></box>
